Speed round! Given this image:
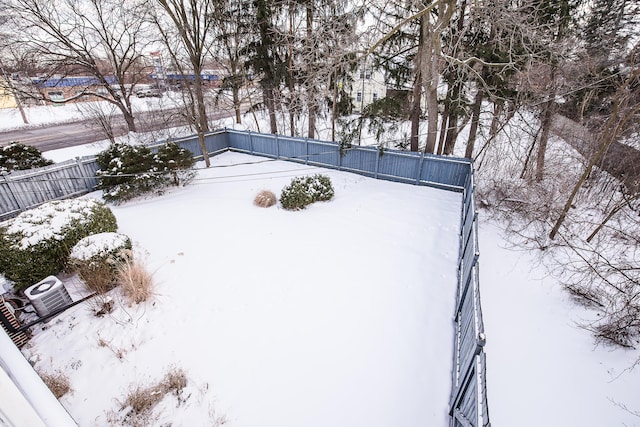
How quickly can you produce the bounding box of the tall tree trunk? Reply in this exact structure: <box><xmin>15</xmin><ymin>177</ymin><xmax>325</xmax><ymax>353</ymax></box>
<box><xmin>331</xmin><ymin>68</ymin><xmax>337</xmax><ymax>142</ymax></box>
<box><xmin>410</xmin><ymin>43</ymin><xmax>423</xmax><ymax>152</ymax></box>
<box><xmin>120</xmin><ymin>107</ymin><xmax>137</xmax><ymax>133</ymax></box>
<box><xmin>535</xmin><ymin>97</ymin><xmax>555</xmax><ymax>182</ymax></box>
<box><xmin>233</xmin><ymin>85</ymin><xmax>242</xmax><ymax>124</ymax></box>
<box><xmin>489</xmin><ymin>101</ymin><xmax>503</xmax><ymax>138</ymax></box>
<box><xmin>289</xmin><ymin>5</ymin><xmax>295</xmax><ymax>136</ymax></box>
<box><xmin>422</xmin><ymin>12</ymin><xmax>440</xmax><ymax>154</ymax></box>
<box><xmin>306</xmin><ymin>2</ymin><xmax>316</xmax><ymax>139</ymax></box>
<box><xmin>438</xmin><ymin>103</ymin><xmax>449</xmax><ymax>155</ymax></box>
<box><xmin>193</xmin><ymin>66</ymin><xmax>211</xmax><ymax>167</ymax></box>
<box><xmin>443</xmin><ymin>112</ymin><xmax>458</xmax><ymax>155</ymax></box>
<box><xmin>465</xmin><ymin>86</ymin><xmax>484</xmax><ymax>158</ymax></box>
<box><xmin>264</xmin><ymin>85</ymin><xmax>278</xmax><ymax>134</ymax></box>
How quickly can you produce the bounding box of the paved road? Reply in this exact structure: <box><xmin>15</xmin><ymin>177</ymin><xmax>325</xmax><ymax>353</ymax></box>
<box><xmin>0</xmin><ymin>107</ymin><xmax>238</xmax><ymax>152</ymax></box>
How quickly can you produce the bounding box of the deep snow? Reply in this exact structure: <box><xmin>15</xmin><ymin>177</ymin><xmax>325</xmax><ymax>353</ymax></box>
<box><xmin>17</xmin><ymin>151</ymin><xmax>462</xmax><ymax>426</ymax></box>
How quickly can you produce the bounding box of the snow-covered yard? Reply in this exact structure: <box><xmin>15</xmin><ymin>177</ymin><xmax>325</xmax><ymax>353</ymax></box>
<box><xmin>20</xmin><ymin>152</ymin><xmax>462</xmax><ymax>426</ymax></box>
<box><xmin>3</xmin><ymin>100</ymin><xmax>640</xmax><ymax>426</ymax></box>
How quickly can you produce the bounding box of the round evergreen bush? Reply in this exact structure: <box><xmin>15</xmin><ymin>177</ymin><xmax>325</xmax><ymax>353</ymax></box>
<box><xmin>0</xmin><ymin>198</ymin><xmax>118</xmax><ymax>289</ymax></box>
<box><xmin>280</xmin><ymin>174</ymin><xmax>334</xmax><ymax>211</ymax></box>
<box><xmin>280</xmin><ymin>177</ymin><xmax>313</xmax><ymax>210</ymax></box>
<box><xmin>96</xmin><ymin>141</ymin><xmax>196</xmax><ymax>204</ymax></box>
<box><xmin>96</xmin><ymin>143</ymin><xmax>166</xmax><ymax>204</ymax></box>
<box><xmin>155</xmin><ymin>141</ymin><xmax>196</xmax><ymax>186</ymax></box>
<box><xmin>0</xmin><ymin>142</ymin><xmax>53</xmax><ymax>172</ymax></box>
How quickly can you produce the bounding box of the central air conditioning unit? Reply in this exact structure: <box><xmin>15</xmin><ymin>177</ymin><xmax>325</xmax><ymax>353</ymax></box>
<box><xmin>24</xmin><ymin>276</ymin><xmax>72</xmax><ymax>318</ymax></box>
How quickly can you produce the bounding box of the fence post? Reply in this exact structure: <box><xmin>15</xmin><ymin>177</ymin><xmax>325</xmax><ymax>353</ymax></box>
<box><xmin>415</xmin><ymin>152</ymin><xmax>425</xmax><ymax>185</ymax></box>
<box><xmin>276</xmin><ymin>134</ymin><xmax>280</xmax><ymax>159</ymax></box>
<box><xmin>75</xmin><ymin>157</ymin><xmax>93</xmax><ymax>192</ymax></box>
<box><xmin>249</xmin><ymin>130</ymin><xmax>254</xmax><ymax>155</ymax></box>
<box><xmin>305</xmin><ymin>138</ymin><xmax>309</xmax><ymax>165</ymax></box>
<box><xmin>374</xmin><ymin>148</ymin><xmax>380</xmax><ymax>179</ymax></box>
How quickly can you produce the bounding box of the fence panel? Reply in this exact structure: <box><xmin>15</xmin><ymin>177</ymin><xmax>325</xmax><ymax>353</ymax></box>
<box><xmin>338</xmin><ymin>146</ymin><xmax>377</xmax><ymax>177</ymax></box>
<box><xmin>0</xmin><ymin>158</ymin><xmax>100</xmax><ymax>221</ymax></box>
<box><xmin>450</xmin><ymin>170</ymin><xmax>490</xmax><ymax>427</ymax></box>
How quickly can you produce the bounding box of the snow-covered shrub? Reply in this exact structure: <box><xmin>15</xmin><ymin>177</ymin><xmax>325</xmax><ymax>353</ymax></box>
<box><xmin>96</xmin><ymin>143</ymin><xmax>166</xmax><ymax>204</ymax></box>
<box><xmin>280</xmin><ymin>174</ymin><xmax>334</xmax><ymax>211</ymax></box>
<box><xmin>155</xmin><ymin>141</ymin><xmax>196</xmax><ymax>186</ymax></box>
<box><xmin>96</xmin><ymin>141</ymin><xmax>196</xmax><ymax>204</ymax></box>
<box><xmin>0</xmin><ymin>199</ymin><xmax>117</xmax><ymax>289</ymax></box>
<box><xmin>254</xmin><ymin>190</ymin><xmax>277</xmax><ymax>208</ymax></box>
<box><xmin>0</xmin><ymin>142</ymin><xmax>53</xmax><ymax>172</ymax></box>
<box><xmin>307</xmin><ymin>174</ymin><xmax>335</xmax><ymax>202</ymax></box>
<box><xmin>68</xmin><ymin>232</ymin><xmax>132</xmax><ymax>294</ymax></box>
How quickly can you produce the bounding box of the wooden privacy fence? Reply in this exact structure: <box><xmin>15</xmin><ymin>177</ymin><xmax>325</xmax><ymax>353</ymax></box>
<box><xmin>0</xmin><ymin>157</ymin><xmax>99</xmax><ymax>221</ymax></box>
<box><xmin>0</xmin><ymin>128</ymin><xmax>490</xmax><ymax>426</ymax></box>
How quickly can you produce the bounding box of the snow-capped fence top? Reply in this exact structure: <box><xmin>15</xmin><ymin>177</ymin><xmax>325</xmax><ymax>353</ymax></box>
<box><xmin>0</xmin><ymin>128</ymin><xmax>489</xmax><ymax>426</ymax></box>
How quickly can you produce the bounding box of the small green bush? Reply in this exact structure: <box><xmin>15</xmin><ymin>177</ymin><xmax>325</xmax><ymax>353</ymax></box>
<box><xmin>0</xmin><ymin>142</ymin><xmax>53</xmax><ymax>172</ymax></box>
<box><xmin>0</xmin><ymin>199</ymin><xmax>118</xmax><ymax>289</ymax></box>
<box><xmin>96</xmin><ymin>141</ymin><xmax>196</xmax><ymax>204</ymax></box>
<box><xmin>68</xmin><ymin>233</ymin><xmax>132</xmax><ymax>294</ymax></box>
<box><xmin>280</xmin><ymin>174</ymin><xmax>335</xmax><ymax>211</ymax></box>
<box><xmin>155</xmin><ymin>141</ymin><xmax>196</xmax><ymax>186</ymax></box>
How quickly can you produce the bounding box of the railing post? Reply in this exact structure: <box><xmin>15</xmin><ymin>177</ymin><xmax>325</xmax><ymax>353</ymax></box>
<box><xmin>305</xmin><ymin>138</ymin><xmax>309</xmax><ymax>165</ymax></box>
<box><xmin>415</xmin><ymin>152</ymin><xmax>425</xmax><ymax>185</ymax></box>
<box><xmin>75</xmin><ymin>157</ymin><xmax>93</xmax><ymax>192</ymax></box>
<box><xmin>374</xmin><ymin>148</ymin><xmax>380</xmax><ymax>179</ymax></box>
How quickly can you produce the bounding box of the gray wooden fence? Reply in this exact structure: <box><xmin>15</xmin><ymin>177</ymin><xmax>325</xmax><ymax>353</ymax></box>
<box><xmin>0</xmin><ymin>157</ymin><xmax>99</xmax><ymax>221</ymax></box>
<box><xmin>0</xmin><ymin>128</ymin><xmax>490</xmax><ymax>426</ymax></box>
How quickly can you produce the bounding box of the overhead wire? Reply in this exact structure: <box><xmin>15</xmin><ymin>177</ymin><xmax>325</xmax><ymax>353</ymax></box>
<box><xmin>0</xmin><ymin>145</ymin><xmax>388</xmax><ymax>198</ymax></box>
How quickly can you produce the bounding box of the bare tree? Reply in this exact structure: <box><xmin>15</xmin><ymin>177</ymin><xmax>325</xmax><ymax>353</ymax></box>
<box><xmin>151</xmin><ymin>0</ymin><xmax>215</xmax><ymax>167</ymax></box>
<box><xmin>549</xmin><ymin>55</ymin><xmax>640</xmax><ymax>240</ymax></box>
<box><xmin>1</xmin><ymin>0</ymin><xmax>153</xmax><ymax>132</ymax></box>
<box><xmin>210</xmin><ymin>0</ymin><xmax>252</xmax><ymax>125</ymax></box>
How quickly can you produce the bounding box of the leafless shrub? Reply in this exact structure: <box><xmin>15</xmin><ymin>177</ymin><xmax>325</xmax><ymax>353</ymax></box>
<box><xmin>117</xmin><ymin>256</ymin><xmax>154</xmax><ymax>305</ymax></box>
<box><xmin>97</xmin><ymin>335</ymin><xmax>127</xmax><ymax>360</ymax></box>
<box><xmin>254</xmin><ymin>190</ymin><xmax>277</xmax><ymax>208</ymax></box>
<box><xmin>39</xmin><ymin>370</ymin><xmax>72</xmax><ymax>399</ymax></box>
<box><xmin>73</xmin><ymin>259</ymin><xmax>117</xmax><ymax>295</ymax></box>
<box><xmin>162</xmin><ymin>367</ymin><xmax>188</xmax><ymax>396</ymax></box>
<box><xmin>118</xmin><ymin>367</ymin><xmax>188</xmax><ymax>426</ymax></box>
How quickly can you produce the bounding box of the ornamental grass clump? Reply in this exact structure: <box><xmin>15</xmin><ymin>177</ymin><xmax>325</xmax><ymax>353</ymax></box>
<box><xmin>117</xmin><ymin>255</ymin><xmax>155</xmax><ymax>305</ymax></box>
<box><xmin>118</xmin><ymin>367</ymin><xmax>188</xmax><ymax>425</ymax></box>
<box><xmin>0</xmin><ymin>199</ymin><xmax>117</xmax><ymax>289</ymax></box>
<box><xmin>39</xmin><ymin>370</ymin><xmax>72</xmax><ymax>399</ymax></box>
<box><xmin>280</xmin><ymin>174</ymin><xmax>335</xmax><ymax>210</ymax></box>
<box><xmin>254</xmin><ymin>190</ymin><xmax>277</xmax><ymax>208</ymax></box>
<box><xmin>68</xmin><ymin>232</ymin><xmax>132</xmax><ymax>294</ymax></box>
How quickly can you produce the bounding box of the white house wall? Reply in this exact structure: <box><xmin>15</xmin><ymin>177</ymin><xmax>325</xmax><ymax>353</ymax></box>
<box><xmin>350</xmin><ymin>68</ymin><xmax>388</xmax><ymax>113</ymax></box>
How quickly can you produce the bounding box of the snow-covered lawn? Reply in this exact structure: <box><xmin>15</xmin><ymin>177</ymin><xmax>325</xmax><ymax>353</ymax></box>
<box><xmin>20</xmin><ymin>152</ymin><xmax>462</xmax><ymax>426</ymax></box>
<box><xmin>4</xmin><ymin>101</ymin><xmax>640</xmax><ymax>426</ymax></box>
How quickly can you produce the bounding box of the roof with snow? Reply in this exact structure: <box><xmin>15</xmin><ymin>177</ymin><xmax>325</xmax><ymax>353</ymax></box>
<box><xmin>32</xmin><ymin>76</ymin><xmax>117</xmax><ymax>88</ymax></box>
